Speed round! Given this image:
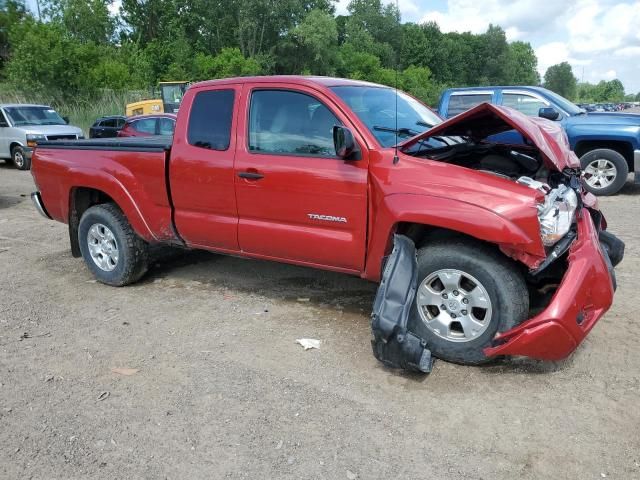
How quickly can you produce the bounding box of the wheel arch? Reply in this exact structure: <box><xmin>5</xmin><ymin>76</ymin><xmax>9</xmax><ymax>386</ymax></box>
<box><xmin>68</xmin><ymin>184</ymin><xmax>155</xmax><ymax>257</ymax></box>
<box><xmin>574</xmin><ymin>140</ymin><xmax>634</xmax><ymax>171</ymax></box>
<box><xmin>9</xmin><ymin>141</ymin><xmax>25</xmax><ymax>153</ymax></box>
<box><xmin>363</xmin><ymin>194</ymin><xmax>544</xmax><ymax>281</ymax></box>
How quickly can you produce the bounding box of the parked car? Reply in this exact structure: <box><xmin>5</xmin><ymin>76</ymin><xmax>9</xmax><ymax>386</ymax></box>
<box><xmin>89</xmin><ymin>115</ymin><xmax>126</xmax><ymax>138</ymax></box>
<box><xmin>0</xmin><ymin>104</ymin><xmax>83</xmax><ymax>170</ymax></box>
<box><xmin>438</xmin><ymin>86</ymin><xmax>640</xmax><ymax>195</ymax></box>
<box><xmin>30</xmin><ymin>76</ymin><xmax>623</xmax><ymax>369</ymax></box>
<box><xmin>117</xmin><ymin>114</ymin><xmax>176</xmax><ymax>137</ymax></box>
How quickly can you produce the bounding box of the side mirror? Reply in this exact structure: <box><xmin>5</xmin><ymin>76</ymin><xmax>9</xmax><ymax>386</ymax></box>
<box><xmin>333</xmin><ymin>125</ymin><xmax>357</xmax><ymax>160</ymax></box>
<box><xmin>538</xmin><ymin>107</ymin><xmax>560</xmax><ymax>121</ymax></box>
<box><xmin>63</xmin><ymin>116</ymin><xmax>70</xmax><ymax>124</ymax></box>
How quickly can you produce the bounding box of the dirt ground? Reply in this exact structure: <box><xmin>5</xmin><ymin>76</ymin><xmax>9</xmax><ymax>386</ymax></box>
<box><xmin>1</xmin><ymin>164</ymin><xmax>639</xmax><ymax>480</ymax></box>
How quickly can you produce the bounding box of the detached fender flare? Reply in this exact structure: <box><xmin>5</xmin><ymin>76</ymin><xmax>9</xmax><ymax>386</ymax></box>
<box><xmin>363</xmin><ymin>193</ymin><xmax>543</xmax><ymax>280</ymax></box>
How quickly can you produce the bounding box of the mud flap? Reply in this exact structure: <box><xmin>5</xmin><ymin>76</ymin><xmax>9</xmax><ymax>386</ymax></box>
<box><xmin>370</xmin><ymin>235</ymin><xmax>434</xmax><ymax>373</ymax></box>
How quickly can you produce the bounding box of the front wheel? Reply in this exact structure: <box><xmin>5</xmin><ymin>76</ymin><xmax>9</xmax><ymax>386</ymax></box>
<box><xmin>580</xmin><ymin>149</ymin><xmax>628</xmax><ymax>196</ymax></box>
<box><xmin>11</xmin><ymin>146</ymin><xmax>31</xmax><ymax>170</ymax></box>
<box><xmin>408</xmin><ymin>239</ymin><xmax>529</xmax><ymax>365</ymax></box>
<box><xmin>78</xmin><ymin>203</ymin><xmax>149</xmax><ymax>286</ymax></box>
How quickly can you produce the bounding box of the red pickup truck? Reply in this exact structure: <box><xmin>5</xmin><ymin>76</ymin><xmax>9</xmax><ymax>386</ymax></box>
<box><xmin>30</xmin><ymin>76</ymin><xmax>623</xmax><ymax>367</ymax></box>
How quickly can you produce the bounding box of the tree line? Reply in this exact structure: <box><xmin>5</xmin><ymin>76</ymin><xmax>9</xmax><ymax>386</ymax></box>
<box><xmin>1</xmin><ymin>0</ymin><xmax>637</xmax><ymax>106</ymax></box>
<box><xmin>543</xmin><ymin>61</ymin><xmax>637</xmax><ymax>103</ymax></box>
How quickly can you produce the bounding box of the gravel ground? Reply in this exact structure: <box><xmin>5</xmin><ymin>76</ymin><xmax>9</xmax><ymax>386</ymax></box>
<box><xmin>1</xmin><ymin>164</ymin><xmax>639</xmax><ymax>479</ymax></box>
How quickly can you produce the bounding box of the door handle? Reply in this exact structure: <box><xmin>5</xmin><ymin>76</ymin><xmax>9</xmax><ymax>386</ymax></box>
<box><xmin>238</xmin><ymin>171</ymin><xmax>264</xmax><ymax>180</ymax></box>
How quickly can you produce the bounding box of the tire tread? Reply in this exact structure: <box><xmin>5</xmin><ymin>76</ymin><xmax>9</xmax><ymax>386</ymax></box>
<box><xmin>79</xmin><ymin>203</ymin><xmax>148</xmax><ymax>286</ymax></box>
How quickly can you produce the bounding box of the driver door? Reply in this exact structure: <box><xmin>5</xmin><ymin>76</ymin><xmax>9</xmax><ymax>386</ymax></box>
<box><xmin>233</xmin><ymin>84</ymin><xmax>369</xmax><ymax>272</ymax></box>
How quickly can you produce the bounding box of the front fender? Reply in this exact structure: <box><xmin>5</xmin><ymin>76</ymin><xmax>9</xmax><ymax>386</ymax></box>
<box><xmin>363</xmin><ymin>193</ymin><xmax>545</xmax><ymax>281</ymax></box>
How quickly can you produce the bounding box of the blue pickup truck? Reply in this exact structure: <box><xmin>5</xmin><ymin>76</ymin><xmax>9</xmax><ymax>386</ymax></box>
<box><xmin>437</xmin><ymin>86</ymin><xmax>640</xmax><ymax>195</ymax></box>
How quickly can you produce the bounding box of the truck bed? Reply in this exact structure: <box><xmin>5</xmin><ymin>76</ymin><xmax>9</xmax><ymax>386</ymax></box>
<box><xmin>36</xmin><ymin>136</ymin><xmax>173</xmax><ymax>152</ymax></box>
<box><xmin>32</xmin><ymin>135</ymin><xmax>176</xmax><ymax>243</ymax></box>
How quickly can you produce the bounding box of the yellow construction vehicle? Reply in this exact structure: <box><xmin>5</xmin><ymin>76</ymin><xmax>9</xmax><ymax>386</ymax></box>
<box><xmin>125</xmin><ymin>81</ymin><xmax>189</xmax><ymax>116</ymax></box>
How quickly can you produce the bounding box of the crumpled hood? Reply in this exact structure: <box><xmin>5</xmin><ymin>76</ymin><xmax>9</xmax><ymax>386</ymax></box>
<box><xmin>400</xmin><ymin>103</ymin><xmax>580</xmax><ymax>171</ymax></box>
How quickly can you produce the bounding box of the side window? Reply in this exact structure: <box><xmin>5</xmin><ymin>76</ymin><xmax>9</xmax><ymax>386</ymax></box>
<box><xmin>102</xmin><ymin>119</ymin><xmax>117</xmax><ymax>128</ymax></box>
<box><xmin>447</xmin><ymin>94</ymin><xmax>492</xmax><ymax>117</ymax></box>
<box><xmin>116</xmin><ymin>118</ymin><xmax>126</xmax><ymax>128</ymax></box>
<box><xmin>158</xmin><ymin>118</ymin><xmax>175</xmax><ymax>135</ymax></box>
<box><xmin>132</xmin><ymin>118</ymin><xmax>156</xmax><ymax>134</ymax></box>
<box><xmin>249</xmin><ymin>90</ymin><xmax>340</xmax><ymax>157</ymax></box>
<box><xmin>188</xmin><ymin>89</ymin><xmax>234</xmax><ymax>150</ymax></box>
<box><xmin>0</xmin><ymin>109</ymin><xmax>9</xmax><ymax>126</ymax></box>
<box><xmin>502</xmin><ymin>93</ymin><xmax>549</xmax><ymax>116</ymax></box>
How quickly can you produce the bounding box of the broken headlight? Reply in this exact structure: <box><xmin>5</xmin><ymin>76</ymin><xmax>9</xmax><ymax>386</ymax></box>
<box><xmin>537</xmin><ymin>184</ymin><xmax>578</xmax><ymax>247</ymax></box>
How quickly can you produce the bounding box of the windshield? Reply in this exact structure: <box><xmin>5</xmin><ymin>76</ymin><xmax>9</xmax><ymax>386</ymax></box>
<box><xmin>4</xmin><ymin>106</ymin><xmax>66</xmax><ymax>126</ymax></box>
<box><xmin>540</xmin><ymin>88</ymin><xmax>583</xmax><ymax>116</ymax></box>
<box><xmin>331</xmin><ymin>86</ymin><xmax>442</xmax><ymax>147</ymax></box>
<box><xmin>161</xmin><ymin>84</ymin><xmax>186</xmax><ymax>105</ymax></box>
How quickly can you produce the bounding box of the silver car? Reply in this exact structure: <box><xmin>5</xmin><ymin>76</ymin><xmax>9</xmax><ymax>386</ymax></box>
<box><xmin>0</xmin><ymin>104</ymin><xmax>83</xmax><ymax>170</ymax></box>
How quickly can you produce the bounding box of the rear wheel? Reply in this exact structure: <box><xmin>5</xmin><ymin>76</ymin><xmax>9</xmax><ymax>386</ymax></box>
<box><xmin>11</xmin><ymin>145</ymin><xmax>31</xmax><ymax>170</ymax></box>
<box><xmin>580</xmin><ymin>149</ymin><xmax>628</xmax><ymax>196</ymax></box>
<box><xmin>408</xmin><ymin>239</ymin><xmax>529</xmax><ymax>365</ymax></box>
<box><xmin>78</xmin><ymin>203</ymin><xmax>149</xmax><ymax>286</ymax></box>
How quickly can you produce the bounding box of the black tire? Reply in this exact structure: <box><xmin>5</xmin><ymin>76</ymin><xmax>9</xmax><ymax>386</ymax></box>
<box><xmin>78</xmin><ymin>203</ymin><xmax>149</xmax><ymax>286</ymax></box>
<box><xmin>408</xmin><ymin>239</ymin><xmax>529</xmax><ymax>365</ymax></box>
<box><xmin>11</xmin><ymin>145</ymin><xmax>31</xmax><ymax>170</ymax></box>
<box><xmin>580</xmin><ymin>148</ymin><xmax>628</xmax><ymax>196</ymax></box>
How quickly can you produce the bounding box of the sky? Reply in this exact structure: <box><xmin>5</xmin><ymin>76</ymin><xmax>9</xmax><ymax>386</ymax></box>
<box><xmin>25</xmin><ymin>0</ymin><xmax>640</xmax><ymax>94</ymax></box>
<box><xmin>337</xmin><ymin>0</ymin><xmax>640</xmax><ymax>93</ymax></box>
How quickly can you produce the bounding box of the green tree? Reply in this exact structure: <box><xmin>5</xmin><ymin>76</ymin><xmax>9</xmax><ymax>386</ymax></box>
<box><xmin>193</xmin><ymin>47</ymin><xmax>261</xmax><ymax>81</ymax></box>
<box><xmin>478</xmin><ymin>25</ymin><xmax>510</xmax><ymax>84</ymax></box>
<box><xmin>292</xmin><ymin>9</ymin><xmax>338</xmax><ymax>75</ymax></box>
<box><xmin>45</xmin><ymin>0</ymin><xmax>115</xmax><ymax>44</ymax></box>
<box><xmin>543</xmin><ymin>62</ymin><xmax>577</xmax><ymax>99</ymax></box>
<box><xmin>0</xmin><ymin>0</ymin><xmax>29</xmax><ymax>72</ymax></box>
<box><xmin>5</xmin><ymin>19</ymin><xmax>101</xmax><ymax>98</ymax></box>
<box><xmin>400</xmin><ymin>65</ymin><xmax>440</xmax><ymax>105</ymax></box>
<box><xmin>506</xmin><ymin>41</ymin><xmax>539</xmax><ymax>85</ymax></box>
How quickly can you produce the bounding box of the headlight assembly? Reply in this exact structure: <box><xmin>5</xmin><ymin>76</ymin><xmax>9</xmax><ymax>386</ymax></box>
<box><xmin>537</xmin><ymin>184</ymin><xmax>578</xmax><ymax>246</ymax></box>
<box><xmin>26</xmin><ymin>134</ymin><xmax>46</xmax><ymax>148</ymax></box>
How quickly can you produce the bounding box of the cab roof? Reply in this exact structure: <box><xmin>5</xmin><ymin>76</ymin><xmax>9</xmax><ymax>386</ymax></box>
<box><xmin>191</xmin><ymin>75</ymin><xmax>388</xmax><ymax>90</ymax></box>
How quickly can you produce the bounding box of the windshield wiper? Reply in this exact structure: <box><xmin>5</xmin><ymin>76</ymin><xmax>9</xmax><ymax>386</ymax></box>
<box><xmin>373</xmin><ymin>125</ymin><xmax>420</xmax><ymax>136</ymax></box>
<box><xmin>415</xmin><ymin>121</ymin><xmax>434</xmax><ymax>128</ymax></box>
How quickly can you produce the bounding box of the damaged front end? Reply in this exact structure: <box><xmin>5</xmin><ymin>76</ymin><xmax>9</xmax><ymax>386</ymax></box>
<box><xmin>371</xmin><ymin>235</ymin><xmax>434</xmax><ymax>373</ymax></box>
<box><xmin>370</xmin><ymin>103</ymin><xmax>625</xmax><ymax>371</ymax></box>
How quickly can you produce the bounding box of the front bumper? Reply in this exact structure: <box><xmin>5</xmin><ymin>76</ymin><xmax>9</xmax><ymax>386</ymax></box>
<box><xmin>484</xmin><ymin>210</ymin><xmax>621</xmax><ymax>361</ymax></box>
<box><xmin>23</xmin><ymin>146</ymin><xmax>33</xmax><ymax>159</ymax></box>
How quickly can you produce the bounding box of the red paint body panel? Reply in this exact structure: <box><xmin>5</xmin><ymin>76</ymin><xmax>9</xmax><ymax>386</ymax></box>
<box><xmin>169</xmin><ymin>84</ymin><xmax>241</xmax><ymax>250</ymax></box>
<box><xmin>484</xmin><ymin>210</ymin><xmax>614</xmax><ymax>360</ymax></box>
<box><xmin>30</xmin><ymin>75</ymin><xmax>618</xmax><ymax>363</ymax></box>
<box><xmin>32</xmin><ymin>147</ymin><xmax>174</xmax><ymax>242</ymax></box>
<box><xmin>233</xmin><ymin>81</ymin><xmax>369</xmax><ymax>271</ymax></box>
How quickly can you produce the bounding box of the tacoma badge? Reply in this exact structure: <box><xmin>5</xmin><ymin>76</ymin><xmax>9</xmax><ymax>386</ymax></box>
<box><xmin>307</xmin><ymin>213</ymin><xmax>347</xmax><ymax>223</ymax></box>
